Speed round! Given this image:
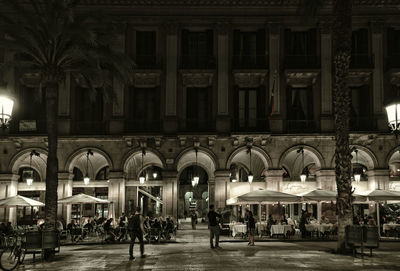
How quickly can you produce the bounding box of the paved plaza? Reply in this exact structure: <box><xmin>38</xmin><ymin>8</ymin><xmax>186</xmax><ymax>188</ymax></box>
<box><xmin>15</xmin><ymin>229</ymin><xmax>400</xmax><ymax>271</ymax></box>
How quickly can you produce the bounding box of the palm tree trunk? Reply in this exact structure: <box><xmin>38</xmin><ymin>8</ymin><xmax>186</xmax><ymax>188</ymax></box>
<box><xmin>332</xmin><ymin>0</ymin><xmax>353</xmax><ymax>253</ymax></box>
<box><xmin>44</xmin><ymin>83</ymin><xmax>59</xmax><ymax>231</ymax></box>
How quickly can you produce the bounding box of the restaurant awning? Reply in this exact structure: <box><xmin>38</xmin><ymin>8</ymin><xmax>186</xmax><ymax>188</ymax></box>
<box><xmin>0</xmin><ymin>195</ymin><xmax>45</xmax><ymax>207</ymax></box>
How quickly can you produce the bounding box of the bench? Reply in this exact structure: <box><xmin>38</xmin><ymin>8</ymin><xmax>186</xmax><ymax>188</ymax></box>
<box><xmin>345</xmin><ymin>225</ymin><xmax>379</xmax><ymax>257</ymax></box>
<box><xmin>25</xmin><ymin>231</ymin><xmax>60</xmax><ymax>261</ymax></box>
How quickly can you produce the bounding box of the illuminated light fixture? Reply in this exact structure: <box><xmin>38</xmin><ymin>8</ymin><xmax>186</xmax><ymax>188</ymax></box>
<box><xmin>192</xmin><ymin>148</ymin><xmax>199</xmax><ymax>187</ymax></box>
<box><xmin>84</xmin><ymin>149</ymin><xmax>93</xmax><ymax>185</ymax></box>
<box><xmin>27</xmin><ymin>150</ymin><xmax>40</xmax><ymax>186</ymax></box>
<box><xmin>189</xmin><ymin>197</ymin><xmax>192</xmax><ymax>202</ymax></box>
<box><xmin>139</xmin><ymin>148</ymin><xmax>146</xmax><ymax>184</ymax></box>
<box><xmin>247</xmin><ymin>146</ymin><xmax>253</xmax><ymax>183</ymax></box>
<box><xmin>297</xmin><ymin>147</ymin><xmax>307</xmax><ymax>182</ymax></box>
<box><xmin>353</xmin><ymin>148</ymin><xmax>361</xmax><ymax>183</ymax></box>
<box><xmin>385</xmin><ymin>100</ymin><xmax>400</xmax><ymax>137</ymax></box>
<box><xmin>153</xmin><ymin>171</ymin><xmax>158</xmax><ymax>179</ymax></box>
<box><xmin>232</xmin><ymin>178</ymin><xmax>237</xmax><ymax>183</ymax></box>
<box><xmin>0</xmin><ymin>93</ymin><xmax>14</xmax><ymax>129</ymax></box>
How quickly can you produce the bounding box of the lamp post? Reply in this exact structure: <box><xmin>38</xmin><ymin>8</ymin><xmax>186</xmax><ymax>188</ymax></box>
<box><xmin>84</xmin><ymin>149</ymin><xmax>93</xmax><ymax>185</ymax></box>
<box><xmin>192</xmin><ymin>148</ymin><xmax>199</xmax><ymax>187</ymax></box>
<box><xmin>0</xmin><ymin>92</ymin><xmax>14</xmax><ymax>129</ymax></box>
<box><xmin>139</xmin><ymin>148</ymin><xmax>146</xmax><ymax>184</ymax></box>
<box><xmin>385</xmin><ymin>99</ymin><xmax>400</xmax><ymax>137</ymax></box>
<box><xmin>352</xmin><ymin>148</ymin><xmax>361</xmax><ymax>183</ymax></box>
<box><xmin>247</xmin><ymin>146</ymin><xmax>253</xmax><ymax>183</ymax></box>
<box><xmin>298</xmin><ymin>147</ymin><xmax>307</xmax><ymax>182</ymax></box>
<box><xmin>27</xmin><ymin>150</ymin><xmax>40</xmax><ymax>186</ymax></box>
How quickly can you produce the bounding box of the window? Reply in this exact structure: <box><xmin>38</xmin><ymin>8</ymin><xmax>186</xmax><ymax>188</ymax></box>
<box><xmin>73</xmin><ymin>167</ymin><xmax>83</xmax><ymax>181</ymax></box>
<box><xmin>16</xmin><ymin>87</ymin><xmax>46</xmax><ymax>132</ymax></box>
<box><xmin>351</xmin><ymin>29</ymin><xmax>370</xmax><ymax>68</ymax></box>
<box><xmin>74</xmin><ymin>88</ymin><xmax>104</xmax><ymax>133</ymax></box>
<box><xmin>181</xmin><ymin>30</ymin><xmax>214</xmax><ymax>68</ymax></box>
<box><xmin>349</xmin><ymin>85</ymin><xmax>373</xmax><ymax>130</ymax></box>
<box><xmin>284</xmin><ymin>29</ymin><xmax>318</xmax><ymax>68</ymax></box>
<box><xmin>186</xmin><ymin>87</ymin><xmax>211</xmax><ymax>130</ymax></box>
<box><xmin>233</xmin><ymin>29</ymin><xmax>267</xmax><ymax>68</ymax></box>
<box><xmin>126</xmin><ymin>87</ymin><xmax>160</xmax><ymax>131</ymax></box>
<box><xmin>287</xmin><ymin>87</ymin><xmax>313</xmax><ymax>121</ymax></box>
<box><xmin>136</xmin><ymin>31</ymin><xmax>156</xmax><ymax>68</ymax></box>
<box><xmin>387</xmin><ymin>28</ymin><xmax>400</xmax><ymax>69</ymax></box>
<box><xmin>96</xmin><ymin>166</ymin><xmax>109</xmax><ymax>181</ymax></box>
<box><xmin>236</xmin><ymin>89</ymin><xmax>258</xmax><ymax>129</ymax></box>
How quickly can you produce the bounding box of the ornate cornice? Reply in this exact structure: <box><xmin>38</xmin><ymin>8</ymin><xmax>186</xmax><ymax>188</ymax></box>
<box><xmin>181</xmin><ymin>71</ymin><xmax>214</xmax><ymax>87</ymax></box>
<box><xmin>285</xmin><ymin>71</ymin><xmax>319</xmax><ymax>87</ymax></box>
<box><xmin>233</xmin><ymin>71</ymin><xmax>268</xmax><ymax>88</ymax></box>
<box><xmin>346</xmin><ymin>71</ymin><xmax>372</xmax><ymax>87</ymax></box>
<box><xmin>133</xmin><ymin>72</ymin><xmax>161</xmax><ymax>87</ymax></box>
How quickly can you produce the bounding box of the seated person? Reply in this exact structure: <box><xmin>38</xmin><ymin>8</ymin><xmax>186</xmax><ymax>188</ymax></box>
<box><xmin>280</xmin><ymin>215</ymin><xmax>288</xmax><ymax>225</ymax></box>
<box><xmin>367</xmin><ymin>216</ymin><xmax>376</xmax><ymax>226</ymax></box>
<box><xmin>287</xmin><ymin>217</ymin><xmax>295</xmax><ymax>226</ymax></box>
<box><xmin>104</xmin><ymin>218</ymin><xmax>117</xmax><ymax>242</ymax></box>
<box><xmin>321</xmin><ymin>216</ymin><xmax>330</xmax><ymax>224</ymax></box>
<box><xmin>67</xmin><ymin>220</ymin><xmax>80</xmax><ymax>242</ymax></box>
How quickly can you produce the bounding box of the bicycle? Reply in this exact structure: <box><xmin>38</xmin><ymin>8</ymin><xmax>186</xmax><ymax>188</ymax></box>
<box><xmin>0</xmin><ymin>233</ymin><xmax>26</xmax><ymax>271</ymax></box>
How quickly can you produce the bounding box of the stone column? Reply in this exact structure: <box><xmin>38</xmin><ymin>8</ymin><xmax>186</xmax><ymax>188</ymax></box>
<box><xmin>108</xmin><ymin>171</ymin><xmax>125</xmax><ymax>219</ymax></box>
<box><xmin>265</xmin><ymin>169</ymin><xmax>284</xmax><ymax>191</ymax></box>
<box><xmin>208</xmin><ymin>178</ymin><xmax>216</xmax><ymax>207</ymax></box>
<box><xmin>316</xmin><ymin>169</ymin><xmax>336</xmax><ymax>191</ymax></box>
<box><xmin>320</xmin><ymin>22</ymin><xmax>334</xmax><ymax>132</ymax></box>
<box><xmin>164</xmin><ymin>23</ymin><xmax>179</xmax><ymax>133</ymax></box>
<box><xmin>214</xmin><ymin>170</ymin><xmax>229</xmax><ymax>209</ymax></box>
<box><xmin>58</xmin><ymin>72</ymin><xmax>71</xmax><ymax>135</ymax></box>
<box><xmin>371</xmin><ymin>21</ymin><xmax>386</xmax><ymax>131</ymax></box>
<box><xmin>0</xmin><ymin>174</ymin><xmax>18</xmax><ymax>225</ymax></box>
<box><xmin>57</xmin><ymin>172</ymin><xmax>73</xmax><ymax>223</ymax></box>
<box><xmin>216</xmin><ymin>23</ymin><xmax>230</xmax><ymax>133</ymax></box>
<box><xmin>110</xmin><ymin>33</ymin><xmax>126</xmax><ymax>134</ymax></box>
<box><xmin>268</xmin><ymin>23</ymin><xmax>283</xmax><ymax>132</ymax></box>
<box><xmin>367</xmin><ymin>169</ymin><xmax>390</xmax><ymax>191</ymax></box>
<box><xmin>162</xmin><ymin>170</ymin><xmax>178</xmax><ymax>218</ymax></box>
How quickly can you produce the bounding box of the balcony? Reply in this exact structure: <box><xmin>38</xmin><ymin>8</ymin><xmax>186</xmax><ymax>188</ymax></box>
<box><xmin>386</xmin><ymin>55</ymin><xmax>400</xmax><ymax>70</ymax></box>
<box><xmin>179</xmin><ymin>119</ymin><xmax>215</xmax><ymax>133</ymax></box>
<box><xmin>286</xmin><ymin>120</ymin><xmax>319</xmax><ymax>133</ymax></box>
<box><xmin>231</xmin><ymin>118</ymin><xmax>269</xmax><ymax>133</ymax></box>
<box><xmin>350</xmin><ymin>54</ymin><xmax>374</xmax><ymax>69</ymax></box>
<box><xmin>284</xmin><ymin>55</ymin><xmax>320</xmax><ymax>69</ymax></box>
<box><xmin>72</xmin><ymin>121</ymin><xmax>108</xmax><ymax>135</ymax></box>
<box><xmin>349</xmin><ymin>117</ymin><xmax>376</xmax><ymax>131</ymax></box>
<box><xmin>125</xmin><ymin>119</ymin><xmax>161</xmax><ymax>133</ymax></box>
<box><xmin>232</xmin><ymin>55</ymin><xmax>268</xmax><ymax>69</ymax></box>
<box><xmin>135</xmin><ymin>54</ymin><xmax>161</xmax><ymax>69</ymax></box>
<box><xmin>180</xmin><ymin>55</ymin><xmax>216</xmax><ymax>69</ymax></box>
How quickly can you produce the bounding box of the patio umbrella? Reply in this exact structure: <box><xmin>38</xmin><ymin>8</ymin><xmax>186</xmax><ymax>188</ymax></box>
<box><xmin>237</xmin><ymin>190</ymin><xmax>301</xmax><ymax>203</ymax></box>
<box><xmin>364</xmin><ymin>189</ymin><xmax>400</xmax><ymax>237</ymax></box>
<box><xmin>301</xmin><ymin>189</ymin><xmax>337</xmax><ymax>201</ymax></box>
<box><xmin>58</xmin><ymin>193</ymin><xmax>110</xmax><ymax>225</ymax></box>
<box><xmin>0</xmin><ymin>195</ymin><xmax>45</xmax><ymax>207</ymax></box>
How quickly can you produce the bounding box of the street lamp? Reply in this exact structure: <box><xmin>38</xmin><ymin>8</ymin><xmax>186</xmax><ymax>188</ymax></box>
<box><xmin>352</xmin><ymin>148</ymin><xmax>361</xmax><ymax>183</ymax></box>
<box><xmin>385</xmin><ymin>101</ymin><xmax>400</xmax><ymax>136</ymax></box>
<box><xmin>27</xmin><ymin>150</ymin><xmax>40</xmax><ymax>186</ymax></box>
<box><xmin>139</xmin><ymin>148</ymin><xmax>146</xmax><ymax>184</ymax></box>
<box><xmin>247</xmin><ymin>146</ymin><xmax>253</xmax><ymax>183</ymax></box>
<box><xmin>0</xmin><ymin>93</ymin><xmax>14</xmax><ymax>129</ymax></box>
<box><xmin>298</xmin><ymin>147</ymin><xmax>307</xmax><ymax>182</ymax></box>
<box><xmin>192</xmin><ymin>148</ymin><xmax>199</xmax><ymax>187</ymax></box>
<box><xmin>84</xmin><ymin>149</ymin><xmax>93</xmax><ymax>185</ymax></box>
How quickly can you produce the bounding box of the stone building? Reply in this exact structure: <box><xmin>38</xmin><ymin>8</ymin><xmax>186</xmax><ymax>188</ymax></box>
<box><xmin>1</xmin><ymin>0</ymin><xmax>400</xmax><ymax>224</ymax></box>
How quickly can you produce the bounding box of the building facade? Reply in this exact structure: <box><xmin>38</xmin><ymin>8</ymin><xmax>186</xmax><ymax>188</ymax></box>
<box><xmin>1</xmin><ymin>0</ymin><xmax>400</xmax><ymax>224</ymax></box>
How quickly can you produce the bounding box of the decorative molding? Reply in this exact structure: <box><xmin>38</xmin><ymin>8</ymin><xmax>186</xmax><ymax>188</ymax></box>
<box><xmin>285</xmin><ymin>71</ymin><xmax>319</xmax><ymax>87</ymax></box>
<box><xmin>208</xmin><ymin>136</ymin><xmax>216</xmax><ymax>147</ymax></box>
<box><xmin>369</xmin><ymin>19</ymin><xmax>386</xmax><ymax>34</ymax></box>
<box><xmin>347</xmin><ymin>71</ymin><xmax>372</xmax><ymax>87</ymax></box>
<box><xmin>133</xmin><ymin>72</ymin><xmax>161</xmax><ymax>87</ymax></box>
<box><xmin>181</xmin><ymin>72</ymin><xmax>214</xmax><ymax>87</ymax></box>
<box><xmin>20</xmin><ymin>73</ymin><xmax>41</xmax><ymax>87</ymax></box>
<box><xmin>268</xmin><ymin>22</ymin><xmax>281</xmax><ymax>35</ymax></box>
<box><xmin>388</xmin><ymin>70</ymin><xmax>400</xmax><ymax>86</ymax></box>
<box><xmin>233</xmin><ymin>72</ymin><xmax>268</xmax><ymax>88</ymax></box>
<box><xmin>164</xmin><ymin>22</ymin><xmax>179</xmax><ymax>35</ymax></box>
<box><xmin>232</xmin><ymin>137</ymin><xmax>239</xmax><ymax>146</ymax></box>
<box><xmin>154</xmin><ymin>137</ymin><xmax>162</xmax><ymax>149</ymax></box>
<box><xmin>215</xmin><ymin>22</ymin><xmax>231</xmax><ymax>35</ymax></box>
<box><xmin>178</xmin><ymin>136</ymin><xmax>186</xmax><ymax>146</ymax></box>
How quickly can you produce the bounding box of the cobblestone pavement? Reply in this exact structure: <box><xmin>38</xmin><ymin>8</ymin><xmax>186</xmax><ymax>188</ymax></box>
<box><xmin>17</xmin><ymin>230</ymin><xmax>400</xmax><ymax>271</ymax></box>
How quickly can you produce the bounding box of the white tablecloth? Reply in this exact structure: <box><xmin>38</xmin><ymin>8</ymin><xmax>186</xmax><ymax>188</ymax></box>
<box><xmin>270</xmin><ymin>225</ymin><xmax>293</xmax><ymax>236</ymax></box>
<box><xmin>230</xmin><ymin>224</ymin><xmax>247</xmax><ymax>237</ymax></box>
<box><xmin>305</xmin><ymin>224</ymin><xmax>335</xmax><ymax>233</ymax></box>
<box><xmin>256</xmin><ymin>222</ymin><xmax>267</xmax><ymax>233</ymax></box>
<box><xmin>383</xmin><ymin>224</ymin><xmax>400</xmax><ymax>232</ymax></box>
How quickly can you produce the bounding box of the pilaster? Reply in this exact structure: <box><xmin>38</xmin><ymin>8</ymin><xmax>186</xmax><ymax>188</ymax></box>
<box><xmin>316</xmin><ymin>169</ymin><xmax>336</xmax><ymax>191</ymax></box>
<box><xmin>214</xmin><ymin>170</ymin><xmax>229</xmax><ymax>209</ymax></box>
<box><xmin>265</xmin><ymin>169</ymin><xmax>284</xmax><ymax>191</ymax></box>
<box><xmin>367</xmin><ymin>169</ymin><xmax>390</xmax><ymax>191</ymax></box>
<box><xmin>108</xmin><ymin>171</ymin><xmax>125</xmax><ymax>219</ymax></box>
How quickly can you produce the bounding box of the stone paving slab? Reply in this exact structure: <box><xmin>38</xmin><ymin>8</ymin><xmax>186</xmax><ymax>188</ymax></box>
<box><xmin>16</xmin><ymin>230</ymin><xmax>400</xmax><ymax>271</ymax></box>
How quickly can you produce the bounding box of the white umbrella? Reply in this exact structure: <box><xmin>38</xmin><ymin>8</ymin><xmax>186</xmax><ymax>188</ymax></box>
<box><xmin>301</xmin><ymin>189</ymin><xmax>337</xmax><ymax>201</ymax></box>
<box><xmin>0</xmin><ymin>195</ymin><xmax>44</xmax><ymax>207</ymax></box>
<box><xmin>58</xmin><ymin>193</ymin><xmax>110</xmax><ymax>225</ymax></box>
<box><xmin>237</xmin><ymin>190</ymin><xmax>301</xmax><ymax>203</ymax></box>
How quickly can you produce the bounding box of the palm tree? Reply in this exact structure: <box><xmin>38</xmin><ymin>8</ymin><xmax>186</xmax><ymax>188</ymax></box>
<box><xmin>0</xmin><ymin>0</ymin><xmax>134</xmax><ymax>247</ymax></box>
<box><xmin>332</xmin><ymin>0</ymin><xmax>353</xmax><ymax>253</ymax></box>
<box><xmin>297</xmin><ymin>0</ymin><xmax>353</xmax><ymax>253</ymax></box>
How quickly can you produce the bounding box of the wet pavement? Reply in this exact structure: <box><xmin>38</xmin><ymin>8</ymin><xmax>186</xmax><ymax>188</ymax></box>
<box><xmin>17</xmin><ymin>229</ymin><xmax>400</xmax><ymax>271</ymax></box>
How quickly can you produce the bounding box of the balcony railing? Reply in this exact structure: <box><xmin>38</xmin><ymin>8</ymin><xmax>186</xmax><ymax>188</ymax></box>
<box><xmin>350</xmin><ymin>54</ymin><xmax>374</xmax><ymax>69</ymax></box>
<box><xmin>232</xmin><ymin>54</ymin><xmax>268</xmax><ymax>69</ymax></box>
<box><xmin>386</xmin><ymin>55</ymin><xmax>400</xmax><ymax>70</ymax></box>
<box><xmin>125</xmin><ymin>119</ymin><xmax>161</xmax><ymax>133</ymax></box>
<box><xmin>284</xmin><ymin>55</ymin><xmax>320</xmax><ymax>69</ymax></box>
<box><xmin>72</xmin><ymin>121</ymin><xmax>108</xmax><ymax>135</ymax></box>
<box><xmin>349</xmin><ymin>117</ymin><xmax>377</xmax><ymax>131</ymax></box>
<box><xmin>180</xmin><ymin>55</ymin><xmax>216</xmax><ymax>69</ymax></box>
<box><xmin>135</xmin><ymin>54</ymin><xmax>161</xmax><ymax>69</ymax></box>
<box><xmin>286</xmin><ymin>119</ymin><xmax>319</xmax><ymax>133</ymax></box>
<box><xmin>179</xmin><ymin>118</ymin><xmax>215</xmax><ymax>133</ymax></box>
<box><xmin>231</xmin><ymin>118</ymin><xmax>269</xmax><ymax>133</ymax></box>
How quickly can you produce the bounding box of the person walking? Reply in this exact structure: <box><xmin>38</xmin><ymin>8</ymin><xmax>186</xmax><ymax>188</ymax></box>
<box><xmin>207</xmin><ymin>204</ymin><xmax>221</xmax><ymax>249</ymax></box>
<box><xmin>127</xmin><ymin>207</ymin><xmax>146</xmax><ymax>260</ymax></box>
<box><xmin>248</xmin><ymin>211</ymin><xmax>256</xmax><ymax>246</ymax></box>
<box><xmin>191</xmin><ymin>211</ymin><xmax>197</xmax><ymax>230</ymax></box>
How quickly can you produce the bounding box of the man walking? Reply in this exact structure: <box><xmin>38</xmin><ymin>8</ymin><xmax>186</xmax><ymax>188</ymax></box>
<box><xmin>207</xmin><ymin>204</ymin><xmax>222</xmax><ymax>249</ymax></box>
<box><xmin>128</xmin><ymin>207</ymin><xmax>146</xmax><ymax>260</ymax></box>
